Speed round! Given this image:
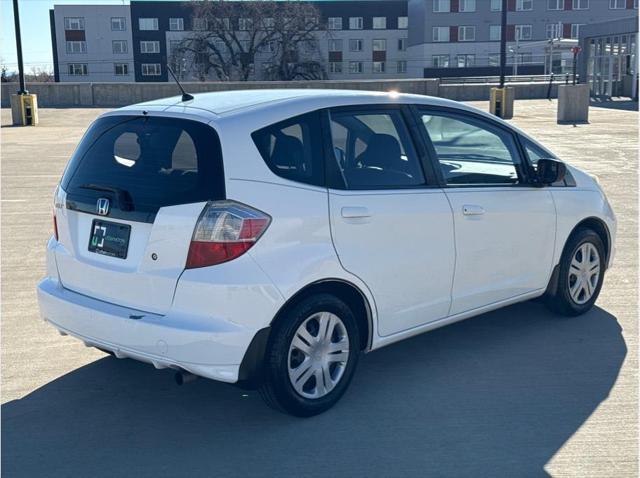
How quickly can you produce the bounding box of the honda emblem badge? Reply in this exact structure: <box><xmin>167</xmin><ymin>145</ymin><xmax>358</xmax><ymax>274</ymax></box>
<box><xmin>96</xmin><ymin>198</ymin><xmax>110</xmax><ymax>216</ymax></box>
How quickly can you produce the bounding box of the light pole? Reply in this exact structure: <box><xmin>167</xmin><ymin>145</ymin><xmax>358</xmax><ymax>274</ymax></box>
<box><xmin>12</xmin><ymin>0</ymin><xmax>27</xmax><ymax>94</ymax></box>
<box><xmin>499</xmin><ymin>0</ymin><xmax>507</xmax><ymax>87</ymax></box>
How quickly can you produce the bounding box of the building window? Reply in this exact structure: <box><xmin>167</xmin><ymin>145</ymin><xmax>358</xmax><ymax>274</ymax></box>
<box><xmin>328</xmin><ymin>39</ymin><xmax>343</xmax><ymax>51</ymax></box>
<box><xmin>192</xmin><ymin>18</ymin><xmax>208</xmax><ymax>31</ymax></box>
<box><xmin>140</xmin><ymin>41</ymin><xmax>160</xmax><ymax>54</ymax></box>
<box><xmin>373</xmin><ymin>39</ymin><xmax>387</xmax><ymax>51</ymax></box>
<box><xmin>349</xmin><ymin>61</ymin><xmax>363</xmax><ymax>73</ymax></box>
<box><xmin>329</xmin><ymin>61</ymin><xmax>343</xmax><ymax>73</ymax></box>
<box><xmin>571</xmin><ymin>24</ymin><xmax>585</xmax><ymax>39</ymax></box>
<box><xmin>169</xmin><ymin>18</ymin><xmax>184</xmax><ymax>31</ymax></box>
<box><xmin>373</xmin><ymin>61</ymin><xmax>386</xmax><ymax>73</ymax></box>
<box><xmin>491</xmin><ymin>0</ymin><xmax>502</xmax><ymax>10</ymax></box>
<box><xmin>490</xmin><ymin>25</ymin><xmax>501</xmax><ymax>41</ymax></box>
<box><xmin>114</xmin><ymin>63</ymin><xmax>129</xmax><ymax>76</ymax></box>
<box><xmin>112</xmin><ymin>40</ymin><xmax>128</xmax><ymax>54</ymax></box>
<box><xmin>456</xmin><ymin>54</ymin><xmax>475</xmax><ymax>67</ymax></box>
<box><xmin>67</xmin><ymin>63</ymin><xmax>87</xmax><ymax>75</ymax></box>
<box><xmin>433</xmin><ymin>26</ymin><xmax>450</xmax><ymax>42</ymax></box>
<box><xmin>66</xmin><ymin>41</ymin><xmax>86</xmax><ymax>54</ymax></box>
<box><xmin>328</xmin><ymin>17</ymin><xmax>343</xmax><ymax>30</ymax></box>
<box><xmin>373</xmin><ymin>17</ymin><xmax>387</xmax><ymax>29</ymax></box>
<box><xmin>349</xmin><ymin>17</ymin><xmax>363</xmax><ymax>30</ymax></box>
<box><xmin>572</xmin><ymin>0</ymin><xmax>589</xmax><ymax>9</ymax></box>
<box><xmin>458</xmin><ymin>26</ymin><xmax>476</xmax><ymax>42</ymax></box>
<box><xmin>398</xmin><ymin>16</ymin><xmax>408</xmax><ymax>29</ymax></box>
<box><xmin>263</xmin><ymin>18</ymin><xmax>275</xmax><ymax>30</ymax></box>
<box><xmin>433</xmin><ymin>54</ymin><xmax>449</xmax><ymax>67</ymax></box>
<box><xmin>397</xmin><ymin>60</ymin><xmax>407</xmax><ymax>73</ymax></box>
<box><xmin>64</xmin><ymin>17</ymin><xmax>84</xmax><ymax>30</ymax></box>
<box><xmin>141</xmin><ymin>63</ymin><xmax>161</xmax><ymax>76</ymax></box>
<box><xmin>433</xmin><ymin>0</ymin><xmax>451</xmax><ymax>12</ymax></box>
<box><xmin>517</xmin><ymin>52</ymin><xmax>533</xmax><ymax>64</ymax></box>
<box><xmin>169</xmin><ymin>40</ymin><xmax>183</xmax><ymax>55</ymax></box>
<box><xmin>516</xmin><ymin>0</ymin><xmax>533</xmax><ymax>11</ymax></box>
<box><xmin>609</xmin><ymin>0</ymin><xmax>625</xmax><ymax>8</ymax></box>
<box><xmin>546</xmin><ymin>23</ymin><xmax>561</xmax><ymax>39</ymax></box>
<box><xmin>489</xmin><ymin>54</ymin><xmax>501</xmax><ymax>66</ymax></box>
<box><xmin>349</xmin><ymin>39</ymin><xmax>363</xmax><ymax>51</ymax></box>
<box><xmin>516</xmin><ymin>25</ymin><xmax>532</xmax><ymax>41</ymax></box>
<box><xmin>398</xmin><ymin>38</ymin><xmax>407</xmax><ymax>51</ymax></box>
<box><xmin>460</xmin><ymin>0</ymin><xmax>476</xmax><ymax>12</ymax></box>
<box><xmin>238</xmin><ymin>18</ymin><xmax>252</xmax><ymax>31</ymax></box>
<box><xmin>548</xmin><ymin>0</ymin><xmax>564</xmax><ymax>9</ymax></box>
<box><xmin>111</xmin><ymin>17</ymin><xmax>126</xmax><ymax>31</ymax></box>
<box><xmin>138</xmin><ymin>18</ymin><xmax>158</xmax><ymax>31</ymax></box>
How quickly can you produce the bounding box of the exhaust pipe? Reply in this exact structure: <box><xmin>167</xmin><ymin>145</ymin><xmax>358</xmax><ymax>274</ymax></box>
<box><xmin>174</xmin><ymin>370</ymin><xmax>199</xmax><ymax>386</ymax></box>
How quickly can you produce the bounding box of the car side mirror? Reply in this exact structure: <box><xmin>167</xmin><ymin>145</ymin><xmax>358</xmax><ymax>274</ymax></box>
<box><xmin>535</xmin><ymin>158</ymin><xmax>567</xmax><ymax>186</ymax></box>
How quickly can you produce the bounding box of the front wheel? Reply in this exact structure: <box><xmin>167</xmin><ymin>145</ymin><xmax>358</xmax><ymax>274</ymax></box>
<box><xmin>544</xmin><ymin>228</ymin><xmax>606</xmax><ymax>316</ymax></box>
<box><xmin>259</xmin><ymin>294</ymin><xmax>360</xmax><ymax>417</ymax></box>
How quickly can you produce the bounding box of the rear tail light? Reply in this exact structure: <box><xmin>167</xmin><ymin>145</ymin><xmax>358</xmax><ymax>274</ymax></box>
<box><xmin>185</xmin><ymin>201</ymin><xmax>271</xmax><ymax>269</ymax></box>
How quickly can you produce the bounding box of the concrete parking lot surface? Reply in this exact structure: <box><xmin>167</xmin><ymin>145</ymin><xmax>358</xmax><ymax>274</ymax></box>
<box><xmin>1</xmin><ymin>99</ymin><xmax>638</xmax><ymax>477</ymax></box>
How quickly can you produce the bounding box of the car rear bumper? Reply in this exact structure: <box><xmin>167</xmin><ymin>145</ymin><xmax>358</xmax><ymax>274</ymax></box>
<box><xmin>37</xmin><ymin>277</ymin><xmax>259</xmax><ymax>383</ymax></box>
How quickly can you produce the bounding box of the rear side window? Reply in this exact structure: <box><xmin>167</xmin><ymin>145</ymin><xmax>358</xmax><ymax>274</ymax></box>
<box><xmin>251</xmin><ymin>111</ymin><xmax>324</xmax><ymax>187</ymax></box>
<box><xmin>61</xmin><ymin>115</ymin><xmax>224</xmax><ymax>222</ymax></box>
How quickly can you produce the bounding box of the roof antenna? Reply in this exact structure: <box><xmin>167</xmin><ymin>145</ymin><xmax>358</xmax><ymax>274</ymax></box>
<box><xmin>166</xmin><ymin>64</ymin><xmax>193</xmax><ymax>102</ymax></box>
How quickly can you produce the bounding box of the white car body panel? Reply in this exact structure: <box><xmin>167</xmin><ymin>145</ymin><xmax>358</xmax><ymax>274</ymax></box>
<box><xmin>37</xmin><ymin>89</ymin><xmax>617</xmax><ymax>385</ymax></box>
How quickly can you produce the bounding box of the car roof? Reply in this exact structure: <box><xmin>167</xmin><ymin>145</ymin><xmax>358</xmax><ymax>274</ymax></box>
<box><xmin>118</xmin><ymin>88</ymin><xmax>479</xmax><ymax>119</ymax></box>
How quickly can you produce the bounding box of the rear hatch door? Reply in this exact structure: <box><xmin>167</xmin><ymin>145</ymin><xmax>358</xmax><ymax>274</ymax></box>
<box><xmin>55</xmin><ymin>113</ymin><xmax>224</xmax><ymax>314</ymax></box>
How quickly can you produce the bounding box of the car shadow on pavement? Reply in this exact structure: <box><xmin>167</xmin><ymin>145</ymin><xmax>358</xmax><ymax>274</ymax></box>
<box><xmin>2</xmin><ymin>301</ymin><xmax>626</xmax><ymax>478</ymax></box>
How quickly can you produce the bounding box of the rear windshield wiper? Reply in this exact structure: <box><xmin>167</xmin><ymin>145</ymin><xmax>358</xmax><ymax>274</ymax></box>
<box><xmin>79</xmin><ymin>183</ymin><xmax>134</xmax><ymax>211</ymax></box>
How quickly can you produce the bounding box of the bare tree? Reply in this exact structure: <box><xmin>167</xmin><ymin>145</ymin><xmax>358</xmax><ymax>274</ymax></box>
<box><xmin>175</xmin><ymin>0</ymin><xmax>327</xmax><ymax>81</ymax></box>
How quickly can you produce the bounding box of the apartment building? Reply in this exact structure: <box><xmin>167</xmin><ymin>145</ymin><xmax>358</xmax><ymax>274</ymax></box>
<box><xmin>407</xmin><ymin>0</ymin><xmax>638</xmax><ymax>77</ymax></box>
<box><xmin>50</xmin><ymin>4</ymin><xmax>134</xmax><ymax>82</ymax></box>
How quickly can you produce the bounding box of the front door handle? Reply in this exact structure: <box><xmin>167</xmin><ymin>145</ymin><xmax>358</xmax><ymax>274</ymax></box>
<box><xmin>341</xmin><ymin>206</ymin><xmax>371</xmax><ymax>219</ymax></box>
<box><xmin>462</xmin><ymin>205</ymin><xmax>485</xmax><ymax>216</ymax></box>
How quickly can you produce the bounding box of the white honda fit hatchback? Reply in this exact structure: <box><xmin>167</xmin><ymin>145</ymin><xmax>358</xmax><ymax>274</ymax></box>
<box><xmin>38</xmin><ymin>90</ymin><xmax>616</xmax><ymax>416</ymax></box>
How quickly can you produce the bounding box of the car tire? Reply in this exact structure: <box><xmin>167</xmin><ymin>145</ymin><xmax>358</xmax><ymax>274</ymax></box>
<box><xmin>259</xmin><ymin>293</ymin><xmax>360</xmax><ymax>417</ymax></box>
<box><xmin>544</xmin><ymin>228</ymin><xmax>606</xmax><ymax>316</ymax></box>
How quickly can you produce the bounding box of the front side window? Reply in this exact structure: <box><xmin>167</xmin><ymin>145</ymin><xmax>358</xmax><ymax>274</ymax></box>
<box><xmin>251</xmin><ymin>112</ymin><xmax>324</xmax><ymax>187</ymax></box>
<box><xmin>111</xmin><ymin>17</ymin><xmax>126</xmax><ymax>31</ymax></box>
<box><xmin>349</xmin><ymin>17</ymin><xmax>363</xmax><ymax>29</ymax></box>
<box><xmin>419</xmin><ymin>110</ymin><xmax>522</xmax><ymax>186</ymax></box>
<box><xmin>521</xmin><ymin>137</ymin><xmax>556</xmax><ymax>165</ymax></box>
<box><xmin>459</xmin><ymin>26</ymin><xmax>476</xmax><ymax>42</ymax></box>
<box><xmin>327</xmin><ymin>109</ymin><xmax>425</xmax><ymax>189</ymax></box>
<box><xmin>169</xmin><ymin>18</ymin><xmax>184</xmax><ymax>31</ymax></box>
<box><xmin>138</xmin><ymin>18</ymin><xmax>158</xmax><ymax>31</ymax></box>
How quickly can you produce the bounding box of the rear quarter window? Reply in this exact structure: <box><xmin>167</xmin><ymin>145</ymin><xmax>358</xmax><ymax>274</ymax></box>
<box><xmin>61</xmin><ymin>115</ymin><xmax>225</xmax><ymax>222</ymax></box>
<box><xmin>251</xmin><ymin>111</ymin><xmax>324</xmax><ymax>187</ymax></box>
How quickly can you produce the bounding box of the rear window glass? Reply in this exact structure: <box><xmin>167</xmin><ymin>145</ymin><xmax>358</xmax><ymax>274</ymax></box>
<box><xmin>61</xmin><ymin>115</ymin><xmax>224</xmax><ymax>222</ymax></box>
<box><xmin>251</xmin><ymin>111</ymin><xmax>324</xmax><ymax>187</ymax></box>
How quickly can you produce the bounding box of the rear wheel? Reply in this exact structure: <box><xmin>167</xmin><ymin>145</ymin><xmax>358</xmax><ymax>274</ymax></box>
<box><xmin>259</xmin><ymin>294</ymin><xmax>360</xmax><ymax>417</ymax></box>
<box><xmin>544</xmin><ymin>228</ymin><xmax>606</xmax><ymax>316</ymax></box>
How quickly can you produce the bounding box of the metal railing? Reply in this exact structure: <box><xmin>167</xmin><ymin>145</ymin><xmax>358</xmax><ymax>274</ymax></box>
<box><xmin>440</xmin><ymin>74</ymin><xmax>579</xmax><ymax>85</ymax></box>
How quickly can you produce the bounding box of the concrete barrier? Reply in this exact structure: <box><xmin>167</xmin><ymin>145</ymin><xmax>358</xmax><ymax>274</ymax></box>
<box><xmin>2</xmin><ymin>78</ymin><xmax>559</xmax><ymax>108</ymax></box>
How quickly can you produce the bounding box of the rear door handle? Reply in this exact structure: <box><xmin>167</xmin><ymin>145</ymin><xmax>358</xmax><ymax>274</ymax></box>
<box><xmin>462</xmin><ymin>205</ymin><xmax>485</xmax><ymax>216</ymax></box>
<box><xmin>341</xmin><ymin>207</ymin><xmax>371</xmax><ymax>219</ymax></box>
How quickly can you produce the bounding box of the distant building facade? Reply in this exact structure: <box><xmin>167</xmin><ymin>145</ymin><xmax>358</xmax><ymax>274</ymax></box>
<box><xmin>49</xmin><ymin>0</ymin><xmax>638</xmax><ymax>82</ymax></box>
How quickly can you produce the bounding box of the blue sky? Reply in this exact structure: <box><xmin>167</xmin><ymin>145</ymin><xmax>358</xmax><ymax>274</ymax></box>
<box><xmin>1</xmin><ymin>0</ymin><xmax>130</xmax><ymax>72</ymax></box>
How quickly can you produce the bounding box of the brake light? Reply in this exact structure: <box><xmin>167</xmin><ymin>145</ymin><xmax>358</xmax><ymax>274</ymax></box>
<box><xmin>185</xmin><ymin>201</ymin><xmax>271</xmax><ymax>269</ymax></box>
<box><xmin>53</xmin><ymin>213</ymin><xmax>59</xmax><ymax>241</ymax></box>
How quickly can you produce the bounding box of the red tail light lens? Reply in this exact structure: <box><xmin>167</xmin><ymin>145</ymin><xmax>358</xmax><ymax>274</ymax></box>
<box><xmin>185</xmin><ymin>201</ymin><xmax>271</xmax><ymax>269</ymax></box>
